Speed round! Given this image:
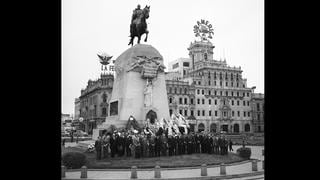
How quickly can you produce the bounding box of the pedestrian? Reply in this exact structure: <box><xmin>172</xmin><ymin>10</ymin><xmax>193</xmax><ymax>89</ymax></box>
<box><xmin>62</xmin><ymin>138</ymin><xmax>66</xmax><ymax>148</ymax></box>
<box><xmin>94</xmin><ymin>136</ymin><xmax>102</xmax><ymax>160</ymax></box>
<box><xmin>229</xmin><ymin>139</ymin><xmax>233</xmax><ymax>152</ymax></box>
<box><xmin>70</xmin><ymin>131</ymin><xmax>74</xmax><ymax>143</ymax></box>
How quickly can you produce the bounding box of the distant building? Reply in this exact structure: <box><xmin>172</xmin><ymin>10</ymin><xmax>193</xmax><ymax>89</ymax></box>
<box><xmin>165</xmin><ymin>39</ymin><xmax>258</xmax><ymax>133</ymax></box>
<box><xmin>74</xmin><ymin>98</ymin><xmax>80</xmax><ymax>120</ymax></box>
<box><xmin>78</xmin><ymin>73</ymin><xmax>114</xmax><ymax>134</ymax></box>
<box><xmin>251</xmin><ymin>93</ymin><xmax>264</xmax><ymax>132</ymax></box>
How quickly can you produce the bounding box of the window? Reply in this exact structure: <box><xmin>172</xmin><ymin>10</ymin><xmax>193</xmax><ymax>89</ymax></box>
<box><xmin>183</xmin><ymin>62</ymin><xmax>190</xmax><ymax>67</ymax></box>
<box><xmin>204</xmin><ymin>53</ymin><xmax>208</xmax><ymax>60</ymax></box>
<box><xmin>180</xmin><ymin>88</ymin><xmax>183</xmax><ymax>94</ymax></box>
<box><xmin>220</xmin><ymin>72</ymin><xmax>222</xmax><ymax>80</ymax></box>
<box><xmin>190</xmin><ymin>98</ymin><xmax>194</xmax><ymax>104</ymax></box>
<box><xmin>248</xmin><ymin>112</ymin><xmax>251</xmax><ymax>117</ymax></box>
<box><xmin>198</xmin><ymin>81</ymin><xmax>201</xmax><ymax>85</ymax></box>
<box><xmin>226</xmin><ymin>91</ymin><xmax>228</xmax><ymax>96</ymax></box>
<box><xmin>223</xmin><ymin>112</ymin><xmax>226</xmax><ymax>117</ymax></box>
<box><xmin>232</xmin><ymin>111</ymin><xmax>234</xmax><ymax>117</ymax></box>
<box><xmin>208</xmin><ymin>81</ymin><xmax>211</xmax><ymax>85</ymax></box>
<box><xmin>247</xmin><ymin>92</ymin><xmax>250</xmax><ymax>97</ymax></box>
<box><xmin>237</xmin><ymin>92</ymin><xmax>239</xmax><ymax>97</ymax></box>
<box><xmin>191</xmin><ymin>110</ymin><xmax>194</xmax><ymax>116</ymax></box>
<box><xmin>257</xmin><ymin>103</ymin><xmax>260</xmax><ymax>111</ymax></box>
<box><xmin>169</xmin><ymin>97</ymin><xmax>172</xmax><ymax>103</ymax></box>
<box><xmin>232</xmin><ymin>100</ymin><xmax>234</xmax><ymax>105</ymax></box>
<box><xmin>202</xmin><ymin>90</ymin><xmax>204</xmax><ymax>95</ymax></box>
<box><xmin>202</xmin><ymin>110</ymin><xmax>205</xmax><ymax>116</ymax></box>
<box><xmin>184</xmin><ymin>88</ymin><xmax>187</xmax><ymax>94</ymax></box>
<box><xmin>197</xmin><ymin>89</ymin><xmax>200</xmax><ymax>94</ymax></box>
<box><xmin>179</xmin><ymin>109</ymin><xmax>182</xmax><ymax>115</ymax></box>
<box><xmin>215</xmin><ymin>99</ymin><xmax>217</xmax><ymax>105</ymax></box>
<box><xmin>257</xmin><ymin>114</ymin><xmax>260</xmax><ymax>120</ymax></box>
<box><xmin>237</xmin><ymin>82</ymin><xmax>239</xmax><ymax>87</ymax></box>
<box><xmin>226</xmin><ymin>82</ymin><xmax>228</xmax><ymax>86</ymax></box>
<box><xmin>215</xmin><ymin>111</ymin><xmax>218</xmax><ymax>116</ymax></box>
<box><xmin>169</xmin><ymin>87</ymin><xmax>172</xmax><ymax>93</ymax></box>
<box><xmin>209</xmin><ymin>110</ymin><xmax>212</xmax><ymax>116</ymax></box>
<box><xmin>184</xmin><ymin>110</ymin><xmax>188</xmax><ymax>116</ymax></box>
<box><xmin>237</xmin><ymin>100</ymin><xmax>239</xmax><ymax>106</ymax></box>
<box><xmin>202</xmin><ymin>99</ymin><xmax>205</xmax><ymax>104</ymax></box>
<box><xmin>223</xmin><ymin>100</ymin><xmax>226</xmax><ymax>105</ymax></box>
<box><xmin>220</xmin><ymin>81</ymin><xmax>222</xmax><ymax>86</ymax></box>
<box><xmin>209</xmin><ymin>99</ymin><xmax>211</xmax><ymax>105</ymax></box>
<box><xmin>247</xmin><ymin>101</ymin><xmax>250</xmax><ymax>106</ymax></box>
<box><xmin>243</xmin><ymin>101</ymin><xmax>245</xmax><ymax>106</ymax></box>
<box><xmin>244</xmin><ymin>111</ymin><xmax>246</xmax><ymax>117</ymax></box>
<box><xmin>174</xmin><ymin>88</ymin><xmax>177</xmax><ymax>94</ymax></box>
<box><xmin>208</xmin><ymin>90</ymin><xmax>211</xmax><ymax>95</ymax></box>
<box><xmin>197</xmin><ymin>99</ymin><xmax>200</xmax><ymax>104</ymax></box>
<box><xmin>237</xmin><ymin>111</ymin><xmax>240</xmax><ymax>117</ymax></box>
<box><xmin>197</xmin><ymin>110</ymin><xmax>200</xmax><ymax>116</ymax></box>
<box><xmin>214</xmin><ymin>91</ymin><xmax>217</xmax><ymax>96</ymax></box>
<box><xmin>102</xmin><ymin>107</ymin><xmax>107</xmax><ymax>116</ymax></box>
<box><xmin>243</xmin><ymin>92</ymin><xmax>245</xmax><ymax>97</ymax></box>
<box><xmin>172</xmin><ymin>63</ymin><xmax>179</xmax><ymax>69</ymax></box>
<box><xmin>214</xmin><ymin>81</ymin><xmax>216</xmax><ymax>86</ymax></box>
<box><xmin>169</xmin><ymin>109</ymin><xmax>173</xmax><ymax>116</ymax></box>
<box><xmin>102</xmin><ymin>93</ymin><xmax>107</xmax><ymax>103</ymax></box>
<box><xmin>184</xmin><ymin>98</ymin><xmax>188</xmax><ymax>104</ymax></box>
<box><xmin>231</xmin><ymin>82</ymin><xmax>233</xmax><ymax>87</ymax></box>
<box><xmin>179</xmin><ymin>98</ymin><xmax>182</xmax><ymax>104</ymax></box>
<box><xmin>220</xmin><ymin>91</ymin><xmax>222</xmax><ymax>96</ymax></box>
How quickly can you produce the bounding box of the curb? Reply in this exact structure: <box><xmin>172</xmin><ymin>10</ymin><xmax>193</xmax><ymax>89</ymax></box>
<box><xmin>65</xmin><ymin>159</ymin><xmax>258</xmax><ymax>172</ymax></box>
<box><xmin>63</xmin><ymin>170</ymin><xmax>264</xmax><ymax>180</ymax></box>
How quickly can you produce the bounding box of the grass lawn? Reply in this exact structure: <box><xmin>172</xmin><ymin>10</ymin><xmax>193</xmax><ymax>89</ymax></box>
<box><xmin>62</xmin><ymin>146</ymin><xmax>246</xmax><ymax>169</ymax></box>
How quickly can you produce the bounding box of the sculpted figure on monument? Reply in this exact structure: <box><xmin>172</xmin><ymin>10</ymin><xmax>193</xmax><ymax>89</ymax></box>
<box><xmin>128</xmin><ymin>5</ymin><xmax>150</xmax><ymax>46</ymax></box>
<box><xmin>143</xmin><ymin>79</ymin><xmax>152</xmax><ymax>107</ymax></box>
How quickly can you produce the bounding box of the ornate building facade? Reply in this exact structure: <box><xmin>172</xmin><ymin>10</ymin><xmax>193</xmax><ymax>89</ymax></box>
<box><xmin>77</xmin><ymin>73</ymin><xmax>114</xmax><ymax>134</ymax></box>
<box><xmin>164</xmin><ymin>20</ymin><xmax>262</xmax><ymax>134</ymax></box>
<box><xmin>251</xmin><ymin>93</ymin><xmax>264</xmax><ymax>133</ymax></box>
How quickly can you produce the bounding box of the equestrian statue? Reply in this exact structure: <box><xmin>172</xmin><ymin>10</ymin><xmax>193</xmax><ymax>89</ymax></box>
<box><xmin>128</xmin><ymin>5</ymin><xmax>150</xmax><ymax>46</ymax></box>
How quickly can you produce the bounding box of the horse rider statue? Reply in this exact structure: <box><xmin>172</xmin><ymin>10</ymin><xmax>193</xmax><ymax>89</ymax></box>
<box><xmin>128</xmin><ymin>4</ymin><xmax>150</xmax><ymax>46</ymax></box>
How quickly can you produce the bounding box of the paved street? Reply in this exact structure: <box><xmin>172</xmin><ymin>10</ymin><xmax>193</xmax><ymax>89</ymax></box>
<box><xmin>63</xmin><ymin>145</ymin><xmax>264</xmax><ymax>179</ymax></box>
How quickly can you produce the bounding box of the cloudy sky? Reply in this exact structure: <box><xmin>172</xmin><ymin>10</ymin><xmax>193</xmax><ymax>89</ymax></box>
<box><xmin>62</xmin><ymin>0</ymin><xmax>264</xmax><ymax>116</ymax></box>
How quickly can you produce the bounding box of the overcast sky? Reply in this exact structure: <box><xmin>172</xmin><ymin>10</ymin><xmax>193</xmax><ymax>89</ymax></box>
<box><xmin>62</xmin><ymin>0</ymin><xmax>264</xmax><ymax>116</ymax></box>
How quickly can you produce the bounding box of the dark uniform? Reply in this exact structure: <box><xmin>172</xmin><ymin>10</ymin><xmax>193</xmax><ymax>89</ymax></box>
<box><xmin>155</xmin><ymin>136</ymin><xmax>161</xmax><ymax>157</ymax></box>
<box><xmin>94</xmin><ymin>138</ymin><xmax>102</xmax><ymax>160</ymax></box>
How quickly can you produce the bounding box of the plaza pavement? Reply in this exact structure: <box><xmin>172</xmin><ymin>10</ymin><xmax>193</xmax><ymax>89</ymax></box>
<box><xmin>62</xmin><ymin>145</ymin><xmax>264</xmax><ymax>180</ymax></box>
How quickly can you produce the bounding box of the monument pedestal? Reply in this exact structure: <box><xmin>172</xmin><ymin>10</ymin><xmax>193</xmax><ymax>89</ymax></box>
<box><xmin>93</xmin><ymin>44</ymin><xmax>170</xmax><ymax>139</ymax></box>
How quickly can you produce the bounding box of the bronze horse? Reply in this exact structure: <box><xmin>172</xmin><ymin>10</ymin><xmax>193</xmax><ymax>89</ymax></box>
<box><xmin>128</xmin><ymin>5</ymin><xmax>150</xmax><ymax>46</ymax></box>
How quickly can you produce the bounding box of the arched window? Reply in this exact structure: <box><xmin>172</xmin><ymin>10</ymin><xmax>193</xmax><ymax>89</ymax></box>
<box><xmin>184</xmin><ymin>98</ymin><xmax>188</xmax><ymax>104</ymax></box>
<box><xmin>169</xmin><ymin>97</ymin><xmax>172</xmax><ymax>104</ymax></box>
<box><xmin>210</xmin><ymin>123</ymin><xmax>217</xmax><ymax>133</ymax></box>
<box><xmin>245</xmin><ymin>124</ymin><xmax>251</xmax><ymax>132</ymax></box>
<box><xmin>233</xmin><ymin>124</ymin><xmax>240</xmax><ymax>133</ymax></box>
<box><xmin>198</xmin><ymin>123</ymin><xmax>205</xmax><ymax>132</ymax></box>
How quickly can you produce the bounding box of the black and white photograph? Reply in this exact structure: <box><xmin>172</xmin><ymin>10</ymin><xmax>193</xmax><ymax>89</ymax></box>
<box><xmin>62</xmin><ymin>0</ymin><xmax>264</xmax><ymax>179</ymax></box>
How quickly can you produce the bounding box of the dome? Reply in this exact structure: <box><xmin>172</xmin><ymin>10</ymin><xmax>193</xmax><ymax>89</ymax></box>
<box><xmin>115</xmin><ymin>44</ymin><xmax>164</xmax><ymax>72</ymax></box>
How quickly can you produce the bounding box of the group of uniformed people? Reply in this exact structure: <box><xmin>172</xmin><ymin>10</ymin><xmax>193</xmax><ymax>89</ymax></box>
<box><xmin>94</xmin><ymin>129</ymin><xmax>234</xmax><ymax>160</ymax></box>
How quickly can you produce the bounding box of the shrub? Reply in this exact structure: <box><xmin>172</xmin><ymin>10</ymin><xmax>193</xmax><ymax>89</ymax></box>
<box><xmin>237</xmin><ymin>147</ymin><xmax>251</xmax><ymax>159</ymax></box>
<box><xmin>62</xmin><ymin>152</ymin><xmax>87</xmax><ymax>169</ymax></box>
